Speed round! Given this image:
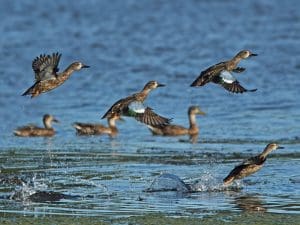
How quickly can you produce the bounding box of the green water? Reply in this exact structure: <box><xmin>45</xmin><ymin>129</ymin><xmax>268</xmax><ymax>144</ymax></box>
<box><xmin>1</xmin><ymin>212</ymin><xmax>300</xmax><ymax>225</ymax></box>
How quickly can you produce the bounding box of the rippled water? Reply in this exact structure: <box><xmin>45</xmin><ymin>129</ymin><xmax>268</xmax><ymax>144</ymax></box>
<box><xmin>0</xmin><ymin>0</ymin><xmax>299</xmax><ymax>223</ymax></box>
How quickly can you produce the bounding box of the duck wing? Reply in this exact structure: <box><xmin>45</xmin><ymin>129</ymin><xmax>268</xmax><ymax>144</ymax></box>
<box><xmin>232</xmin><ymin>67</ymin><xmax>246</xmax><ymax>73</ymax></box>
<box><xmin>101</xmin><ymin>95</ymin><xmax>135</xmax><ymax>119</ymax></box>
<box><xmin>32</xmin><ymin>52</ymin><xmax>61</xmax><ymax>81</ymax></box>
<box><xmin>135</xmin><ymin>107</ymin><xmax>172</xmax><ymax>126</ymax></box>
<box><xmin>241</xmin><ymin>155</ymin><xmax>266</xmax><ymax>166</ymax></box>
<box><xmin>216</xmin><ymin>70</ymin><xmax>257</xmax><ymax>94</ymax></box>
<box><xmin>190</xmin><ymin>61</ymin><xmax>226</xmax><ymax>87</ymax></box>
<box><xmin>223</xmin><ymin>164</ymin><xmax>249</xmax><ymax>183</ymax></box>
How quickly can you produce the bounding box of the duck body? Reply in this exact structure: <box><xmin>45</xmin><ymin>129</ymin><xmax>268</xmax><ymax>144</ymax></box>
<box><xmin>73</xmin><ymin>114</ymin><xmax>120</xmax><ymax>137</ymax></box>
<box><xmin>150</xmin><ymin>124</ymin><xmax>189</xmax><ymax>136</ymax></box>
<box><xmin>14</xmin><ymin>114</ymin><xmax>59</xmax><ymax>137</ymax></box>
<box><xmin>73</xmin><ymin>123</ymin><xmax>118</xmax><ymax>137</ymax></box>
<box><xmin>191</xmin><ymin>50</ymin><xmax>257</xmax><ymax>93</ymax></box>
<box><xmin>148</xmin><ymin>106</ymin><xmax>205</xmax><ymax>142</ymax></box>
<box><xmin>22</xmin><ymin>53</ymin><xmax>89</xmax><ymax>98</ymax></box>
<box><xmin>14</xmin><ymin>126</ymin><xmax>55</xmax><ymax>137</ymax></box>
<box><xmin>102</xmin><ymin>81</ymin><xmax>171</xmax><ymax>126</ymax></box>
<box><xmin>223</xmin><ymin>158</ymin><xmax>265</xmax><ymax>185</ymax></box>
<box><xmin>223</xmin><ymin>143</ymin><xmax>284</xmax><ymax>185</ymax></box>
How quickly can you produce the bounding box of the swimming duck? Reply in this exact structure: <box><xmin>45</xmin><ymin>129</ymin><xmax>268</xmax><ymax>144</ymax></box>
<box><xmin>148</xmin><ymin>106</ymin><xmax>205</xmax><ymax>143</ymax></box>
<box><xmin>191</xmin><ymin>50</ymin><xmax>257</xmax><ymax>93</ymax></box>
<box><xmin>73</xmin><ymin>113</ymin><xmax>121</xmax><ymax>137</ymax></box>
<box><xmin>13</xmin><ymin>114</ymin><xmax>59</xmax><ymax>137</ymax></box>
<box><xmin>22</xmin><ymin>52</ymin><xmax>89</xmax><ymax>98</ymax></box>
<box><xmin>101</xmin><ymin>81</ymin><xmax>171</xmax><ymax>126</ymax></box>
<box><xmin>223</xmin><ymin>143</ymin><xmax>284</xmax><ymax>185</ymax></box>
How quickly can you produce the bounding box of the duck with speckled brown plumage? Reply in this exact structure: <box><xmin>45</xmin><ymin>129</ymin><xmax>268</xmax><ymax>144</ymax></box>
<box><xmin>22</xmin><ymin>52</ymin><xmax>89</xmax><ymax>98</ymax></box>
<box><xmin>223</xmin><ymin>143</ymin><xmax>284</xmax><ymax>185</ymax></box>
<box><xmin>14</xmin><ymin>114</ymin><xmax>59</xmax><ymax>137</ymax></box>
<box><xmin>191</xmin><ymin>50</ymin><xmax>257</xmax><ymax>93</ymax></box>
<box><xmin>101</xmin><ymin>81</ymin><xmax>171</xmax><ymax>127</ymax></box>
<box><xmin>73</xmin><ymin>113</ymin><xmax>121</xmax><ymax>137</ymax></box>
<box><xmin>148</xmin><ymin>106</ymin><xmax>205</xmax><ymax>143</ymax></box>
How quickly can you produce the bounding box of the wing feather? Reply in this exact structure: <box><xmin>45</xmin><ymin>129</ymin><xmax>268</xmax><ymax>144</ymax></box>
<box><xmin>190</xmin><ymin>62</ymin><xmax>227</xmax><ymax>87</ymax></box>
<box><xmin>135</xmin><ymin>107</ymin><xmax>171</xmax><ymax>126</ymax></box>
<box><xmin>32</xmin><ymin>52</ymin><xmax>61</xmax><ymax>81</ymax></box>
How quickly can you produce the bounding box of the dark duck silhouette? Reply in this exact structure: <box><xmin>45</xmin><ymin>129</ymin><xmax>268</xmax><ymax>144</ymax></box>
<box><xmin>191</xmin><ymin>50</ymin><xmax>257</xmax><ymax>93</ymax></box>
<box><xmin>101</xmin><ymin>81</ymin><xmax>171</xmax><ymax>126</ymax></box>
<box><xmin>223</xmin><ymin>143</ymin><xmax>284</xmax><ymax>185</ymax></box>
<box><xmin>22</xmin><ymin>52</ymin><xmax>89</xmax><ymax>98</ymax></box>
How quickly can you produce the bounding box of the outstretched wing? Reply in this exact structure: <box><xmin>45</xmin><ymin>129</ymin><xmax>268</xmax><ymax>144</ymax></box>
<box><xmin>240</xmin><ymin>155</ymin><xmax>265</xmax><ymax>166</ymax></box>
<box><xmin>101</xmin><ymin>95</ymin><xmax>135</xmax><ymax>119</ymax></box>
<box><xmin>135</xmin><ymin>107</ymin><xmax>171</xmax><ymax>126</ymax></box>
<box><xmin>232</xmin><ymin>67</ymin><xmax>246</xmax><ymax>73</ymax></box>
<box><xmin>190</xmin><ymin>62</ymin><xmax>226</xmax><ymax>87</ymax></box>
<box><xmin>223</xmin><ymin>164</ymin><xmax>248</xmax><ymax>183</ymax></box>
<box><xmin>32</xmin><ymin>52</ymin><xmax>61</xmax><ymax>81</ymax></box>
<box><xmin>217</xmin><ymin>70</ymin><xmax>257</xmax><ymax>94</ymax></box>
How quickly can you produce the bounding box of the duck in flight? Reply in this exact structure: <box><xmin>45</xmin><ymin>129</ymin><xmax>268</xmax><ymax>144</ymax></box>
<box><xmin>73</xmin><ymin>113</ymin><xmax>121</xmax><ymax>137</ymax></box>
<box><xmin>223</xmin><ymin>143</ymin><xmax>284</xmax><ymax>185</ymax></box>
<box><xmin>101</xmin><ymin>81</ymin><xmax>171</xmax><ymax>126</ymax></box>
<box><xmin>22</xmin><ymin>52</ymin><xmax>89</xmax><ymax>98</ymax></box>
<box><xmin>13</xmin><ymin>114</ymin><xmax>59</xmax><ymax>137</ymax></box>
<box><xmin>148</xmin><ymin>105</ymin><xmax>205</xmax><ymax>143</ymax></box>
<box><xmin>190</xmin><ymin>50</ymin><xmax>257</xmax><ymax>93</ymax></box>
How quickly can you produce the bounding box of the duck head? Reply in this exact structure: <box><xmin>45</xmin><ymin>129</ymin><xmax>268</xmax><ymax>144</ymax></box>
<box><xmin>143</xmin><ymin>81</ymin><xmax>165</xmax><ymax>90</ymax></box>
<box><xmin>71</xmin><ymin>62</ymin><xmax>90</xmax><ymax>71</ymax></box>
<box><xmin>237</xmin><ymin>50</ymin><xmax>258</xmax><ymax>59</ymax></box>
<box><xmin>188</xmin><ymin>106</ymin><xmax>206</xmax><ymax>116</ymax></box>
<box><xmin>43</xmin><ymin>114</ymin><xmax>59</xmax><ymax>129</ymax></box>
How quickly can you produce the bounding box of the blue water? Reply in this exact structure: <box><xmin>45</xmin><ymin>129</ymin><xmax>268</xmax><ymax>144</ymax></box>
<box><xmin>0</xmin><ymin>0</ymin><xmax>299</xmax><ymax>219</ymax></box>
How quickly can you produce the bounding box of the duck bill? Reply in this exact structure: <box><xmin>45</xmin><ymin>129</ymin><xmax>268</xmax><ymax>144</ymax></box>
<box><xmin>277</xmin><ymin>146</ymin><xmax>284</xmax><ymax>149</ymax></box>
<box><xmin>157</xmin><ymin>83</ymin><xmax>165</xmax><ymax>87</ymax></box>
<box><xmin>197</xmin><ymin>110</ymin><xmax>206</xmax><ymax>115</ymax></box>
<box><xmin>250</xmin><ymin>53</ymin><xmax>258</xmax><ymax>57</ymax></box>
<box><xmin>82</xmin><ymin>64</ymin><xmax>90</xmax><ymax>68</ymax></box>
<box><xmin>53</xmin><ymin>118</ymin><xmax>60</xmax><ymax>123</ymax></box>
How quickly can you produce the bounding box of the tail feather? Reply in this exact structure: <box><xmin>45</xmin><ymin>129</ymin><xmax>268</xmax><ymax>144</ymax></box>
<box><xmin>72</xmin><ymin>123</ymin><xmax>82</xmax><ymax>130</ymax></box>
<box><xmin>13</xmin><ymin>130</ymin><xmax>21</xmax><ymax>136</ymax></box>
<box><xmin>223</xmin><ymin>175</ymin><xmax>235</xmax><ymax>185</ymax></box>
<box><xmin>22</xmin><ymin>82</ymin><xmax>38</xmax><ymax>97</ymax></box>
<box><xmin>190</xmin><ymin>77</ymin><xmax>208</xmax><ymax>87</ymax></box>
<box><xmin>22</xmin><ymin>87</ymin><xmax>32</xmax><ymax>96</ymax></box>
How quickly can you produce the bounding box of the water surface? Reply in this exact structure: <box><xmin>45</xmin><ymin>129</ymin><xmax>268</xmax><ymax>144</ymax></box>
<box><xmin>0</xmin><ymin>0</ymin><xmax>299</xmax><ymax>224</ymax></box>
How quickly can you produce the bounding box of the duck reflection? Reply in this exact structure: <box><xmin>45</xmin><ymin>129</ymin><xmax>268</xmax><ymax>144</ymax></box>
<box><xmin>234</xmin><ymin>194</ymin><xmax>267</xmax><ymax>212</ymax></box>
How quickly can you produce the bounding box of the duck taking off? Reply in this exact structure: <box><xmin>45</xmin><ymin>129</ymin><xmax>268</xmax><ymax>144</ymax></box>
<box><xmin>223</xmin><ymin>143</ymin><xmax>284</xmax><ymax>185</ymax></box>
<box><xmin>148</xmin><ymin>106</ymin><xmax>205</xmax><ymax>143</ymax></box>
<box><xmin>73</xmin><ymin>113</ymin><xmax>121</xmax><ymax>137</ymax></box>
<box><xmin>13</xmin><ymin>114</ymin><xmax>59</xmax><ymax>137</ymax></box>
<box><xmin>22</xmin><ymin>52</ymin><xmax>89</xmax><ymax>98</ymax></box>
<box><xmin>190</xmin><ymin>50</ymin><xmax>257</xmax><ymax>93</ymax></box>
<box><xmin>101</xmin><ymin>81</ymin><xmax>171</xmax><ymax>126</ymax></box>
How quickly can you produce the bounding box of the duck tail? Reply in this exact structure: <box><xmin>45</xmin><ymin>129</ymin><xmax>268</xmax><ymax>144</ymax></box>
<box><xmin>72</xmin><ymin>123</ymin><xmax>82</xmax><ymax>130</ymax></box>
<box><xmin>22</xmin><ymin>87</ymin><xmax>32</xmax><ymax>96</ymax></box>
<box><xmin>13</xmin><ymin>130</ymin><xmax>21</xmax><ymax>136</ymax></box>
<box><xmin>223</xmin><ymin>175</ymin><xmax>235</xmax><ymax>186</ymax></box>
<box><xmin>22</xmin><ymin>82</ymin><xmax>37</xmax><ymax>97</ymax></box>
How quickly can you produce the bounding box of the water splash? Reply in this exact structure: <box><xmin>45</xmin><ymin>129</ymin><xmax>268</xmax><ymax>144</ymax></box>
<box><xmin>10</xmin><ymin>174</ymin><xmax>48</xmax><ymax>203</ymax></box>
<box><xmin>190</xmin><ymin>172</ymin><xmax>243</xmax><ymax>192</ymax></box>
<box><xmin>145</xmin><ymin>172</ymin><xmax>242</xmax><ymax>193</ymax></box>
<box><xmin>145</xmin><ymin>173</ymin><xmax>191</xmax><ymax>193</ymax></box>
